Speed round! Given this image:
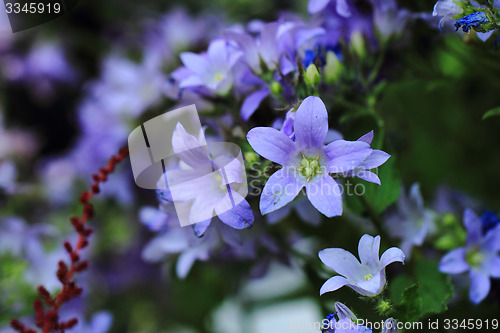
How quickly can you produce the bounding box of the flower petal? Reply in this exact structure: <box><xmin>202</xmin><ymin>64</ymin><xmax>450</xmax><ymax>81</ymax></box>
<box><xmin>295</xmin><ymin>199</ymin><xmax>322</xmax><ymax>225</ymax></box>
<box><xmin>215</xmin><ymin>191</ymin><xmax>254</xmax><ymax>229</ymax></box>
<box><xmin>336</xmin><ymin>0</ymin><xmax>351</xmax><ymax>17</ymax></box>
<box><xmin>380</xmin><ymin>247</ymin><xmax>405</xmax><ymax>268</ymax></box>
<box><xmin>469</xmin><ymin>271</ymin><xmax>491</xmax><ymax>304</ymax></box>
<box><xmin>266</xmin><ymin>205</ymin><xmax>292</xmax><ymax>224</ymax></box>
<box><xmin>260</xmin><ymin>168</ymin><xmax>303</xmax><ymax>215</ymax></box>
<box><xmin>180</xmin><ymin>52</ymin><xmax>210</xmax><ymax>78</ymax></box>
<box><xmin>355</xmin><ymin>269</ymin><xmax>385</xmax><ymax>296</ymax></box>
<box><xmin>305</xmin><ymin>176</ymin><xmax>343</xmax><ymax>217</ymax></box>
<box><xmin>294</xmin><ymin>96</ymin><xmax>329</xmax><ymax>149</ymax></box>
<box><xmin>358</xmin><ymin>234</ymin><xmax>381</xmax><ymax>267</ymax></box>
<box><xmin>318</xmin><ymin>248</ymin><xmax>362</xmax><ymax>281</ymax></box>
<box><xmin>488</xmin><ymin>256</ymin><xmax>500</xmax><ymax>278</ymax></box>
<box><xmin>439</xmin><ymin>248</ymin><xmax>469</xmax><ymax>274</ymax></box>
<box><xmin>320</xmin><ymin>275</ymin><xmax>349</xmax><ymax>295</ymax></box>
<box><xmin>247</xmin><ymin>127</ymin><xmax>296</xmax><ymax>165</ymax></box>
<box><xmin>362</xmin><ymin>150</ymin><xmax>391</xmax><ymax>169</ymax></box>
<box><xmin>464</xmin><ymin>209</ymin><xmax>482</xmax><ymax>245</ymax></box>
<box><xmin>483</xmin><ymin>225</ymin><xmax>500</xmax><ymax>253</ymax></box>
<box><xmin>172</xmin><ymin>123</ymin><xmax>210</xmax><ymax>168</ymax></box>
<box><xmin>356</xmin><ymin>170</ymin><xmax>381</xmax><ymax>185</ymax></box>
<box><xmin>192</xmin><ymin>218</ymin><xmax>212</xmax><ymax>237</ymax></box>
<box><xmin>325</xmin><ymin>140</ymin><xmax>372</xmax><ymax>173</ymax></box>
<box><xmin>241</xmin><ymin>88</ymin><xmax>270</xmax><ymax>121</ymax></box>
<box><xmin>308</xmin><ymin>0</ymin><xmax>330</xmax><ymax>14</ymax></box>
<box><xmin>358</xmin><ymin>131</ymin><xmax>374</xmax><ymax>144</ymax></box>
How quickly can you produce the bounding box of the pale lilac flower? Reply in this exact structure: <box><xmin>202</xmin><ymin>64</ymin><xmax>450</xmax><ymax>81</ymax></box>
<box><xmin>167</xmin><ymin>123</ymin><xmax>254</xmax><ymax>235</ymax></box>
<box><xmin>0</xmin><ymin>160</ymin><xmax>16</xmax><ymax>194</ymax></box>
<box><xmin>432</xmin><ymin>0</ymin><xmax>464</xmax><ymax>30</ymax></box>
<box><xmin>179</xmin><ymin>39</ymin><xmax>242</xmax><ymax>95</ymax></box>
<box><xmin>439</xmin><ymin>209</ymin><xmax>500</xmax><ymax>304</ymax></box>
<box><xmin>140</xmin><ymin>205</ymin><xmax>242</xmax><ymax>278</ymax></box>
<box><xmin>309</xmin><ymin>0</ymin><xmax>352</xmax><ymax>17</ymax></box>
<box><xmin>385</xmin><ymin>183</ymin><xmax>437</xmax><ymax>257</ymax></box>
<box><xmin>319</xmin><ymin>234</ymin><xmax>405</xmax><ymax>296</ymax></box>
<box><xmin>247</xmin><ymin>96</ymin><xmax>387</xmax><ymax>217</ymax></box>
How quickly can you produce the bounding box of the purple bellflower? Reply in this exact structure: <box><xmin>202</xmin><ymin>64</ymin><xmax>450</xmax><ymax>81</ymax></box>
<box><xmin>319</xmin><ymin>234</ymin><xmax>405</xmax><ymax>296</ymax></box>
<box><xmin>385</xmin><ymin>183</ymin><xmax>437</xmax><ymax>257</ymax></box>
<box><xmin>439</xmin><ymin>209</ymin><xmax>500</xmax><ymax>304</ymax></box>
<box><xmin>432</xmin><ymin>0</ymin><xmax>464</xmax><ymax>30</ymax></box>
<box><xmin>179</xmin><ymin>39</ymin><xmax>242</xmax><ymax>95</ymax></box>
<box><xmin>247</xmin><ymin>96</ymin><xmax>374</xmax><ymax>218</ymax></box>
<box><xmin>168</xmin><ymin>123</ymin><xmax>254</xmax><ymax>236</ymax></box>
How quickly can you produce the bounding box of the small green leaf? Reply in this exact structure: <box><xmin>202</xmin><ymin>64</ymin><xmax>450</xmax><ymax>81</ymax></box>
<box><xmin>395</xmin><ymin>283</ymin><xmax>422</xmax><ymax>322</ymax></box>
<box><xmin>414</xmin><ymin>259</ymin><xmax>454</xmax><ymax>316</ymax></box>
<box><xmin>363</xmin><ymin>157</ymin><xmax>401</xmax><ymax>214</ymax></box>
<box><xmin>482</xmin><ymin>106</ymin><xmax>500</xmax><ymax>120</ymax></box>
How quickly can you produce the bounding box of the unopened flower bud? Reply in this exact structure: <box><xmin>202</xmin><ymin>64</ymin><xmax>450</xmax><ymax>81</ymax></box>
<box><xmin>382</xmin><ymin>318</ymin><xmax>398</xmax><ymax>333</ymax></box>
<box><xmin>304</xmin><ymin>63</ymin><xmax>321</xmax><ymax>87</ymax></box>
<box><xmin>270</xmin><ymin>80</ymin><xmax>283</xmax><ymax>96</ymax></box>
<box><xmin>324</xmin><ymin>51</ymin><xmax>343</xmax><ymax>84</ymax></box>
<box><xmin>334</xmin><ymin>302</ymin><xmax>356</xmax><ymax>320</ymax></box>
<box><xmin>350</xmin><ymin>32</ymin><xmax>365</xmax><ymax>59</ymax></box>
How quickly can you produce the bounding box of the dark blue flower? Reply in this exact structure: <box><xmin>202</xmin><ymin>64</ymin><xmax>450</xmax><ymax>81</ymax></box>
<box><xmin>454</xmin><ymin>11</ymin><xmax>489</xmax><ymax>32</ymax></box>
<box><xmin>481</xmin><ymin>210</ymin><xmax>500</xmax><ymax>234</ymax></box>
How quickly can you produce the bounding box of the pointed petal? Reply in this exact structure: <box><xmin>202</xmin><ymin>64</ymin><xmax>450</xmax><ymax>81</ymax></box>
<box><xmin>488</xmin><ymin>256</ymin><xmax>500</xmax><ymax>278</ymax></box>
<box><xmin>241</xmin><ymin>88</ymin><xmax>269</xmax><ymax>121</ymax></box>
<box><xmin>357</xmin><ymin>170</ymin><xmax>381</xmax><ymax>185</ymax></box>
<box><xmin>247</xmin><ymin>127</ymin><xmax>296</xmax><ymax>165</ymax></box>
<box><xmin>325</xmin><ymin>140</ymin><xmax>371</xmax><ymax>173</ymax></box>
<box><xmin>469</xmin><ymin>271</ymin><xmax>490</xmax><ymax>304</ymax></box>
<box><xmin>225</xmin><ymin>32</ymin><xmax>260</xmax><ymax>73</ymax></box>
<box><xmin>215</xmin><ymin>191</ymin><xmax>254</xmax><ymax>229</ymax></box>
<box><xmin>318</xmin><ymin>248</ymin><xmax>362</xmax><ymax>281</ymax></box>
<box><xmin>358</xmin><ymin>131</ymin><xmax>374</xmax><ymax>144</ymax></box>
<box><xmin>380</xmin><ymin>247</ymin><xmax>405</xmax><ymax>268</ymax></box>
<box><xmin>176</xmin><ymin>247</ymin><xmax>206</xmax><ymax>279</ymax></box>
<box><xmin>294</xmin><ymin>96</ymin><xmax>329</xmax><ymax>149</ymax></box>
<box><xmin>464</xmin><ymin>209</ymin><xmax>482</xmax><ymax>245</ymax></box>
<box><xmin>361</xmin><ymin>150</ymin><xmax>391</xmax><ymax>169</ymax></box>
<box><xmin>260</xmin><ymin>168</ymin><xmax>303</xmax><ymax>215</ymax></box>
<box><xmin>180</xmin><ymin>52</ymin><xmax>210</xmax><ymax>78</ymax></box>
<box><xmin>439</xmin><ymin>248</ymin><xmax>468</xmax><ymax>274</ymax></box>
<box><xmin>320</xmin><ymin>276</ymin><xmax>349</xmax><ymax>295</ymax></box>
<box><xmin>172</xmin><ymin>123</ymin><xmax>210</xmax><ymax>168</ymax></box>
<box><xmin>358</xmin><ymin>234</ymin><xmax>381</xmax><ymax>267</ymax></box>
<box><xmin>306</xmin><ymin>176</ymin><xmax>343</xmax><ymax>217</ymax></box>
<box><xmin>409</xmin><ymin>183</ymin><xmax>424</xmax><ymax>212</ymax></box>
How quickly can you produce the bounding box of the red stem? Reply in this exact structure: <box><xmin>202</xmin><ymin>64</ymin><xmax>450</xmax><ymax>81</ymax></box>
<box><xmin>11</xmin><ymin>147</ymin><xmax>129</xmax><ymax>333</ymax></box>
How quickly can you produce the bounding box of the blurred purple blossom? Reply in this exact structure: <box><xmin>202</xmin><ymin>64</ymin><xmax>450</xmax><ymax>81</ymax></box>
<box><xmin>385</xmin><ymin>183</ymin><xmax>437</xmax><ymax>257</ymax></box>
<box><xmin>439</xmin><ymin>209</ymin><xmax>500</xmax><ymax>303</ymax></box>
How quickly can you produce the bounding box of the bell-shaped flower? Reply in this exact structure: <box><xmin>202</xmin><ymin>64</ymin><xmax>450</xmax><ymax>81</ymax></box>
<box><xmin>319</xmin><ymin>234</ymin><xmax>405</xmax><ymax>296</ymax></box>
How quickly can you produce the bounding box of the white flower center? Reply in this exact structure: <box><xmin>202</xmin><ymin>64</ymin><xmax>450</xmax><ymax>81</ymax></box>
<box><xmin>297</xmin><ymin>154</ymin><xmax>323</xmax><ymax>182</ymax></box>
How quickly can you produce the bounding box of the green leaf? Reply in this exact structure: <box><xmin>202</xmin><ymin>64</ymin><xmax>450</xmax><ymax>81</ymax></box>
<box><xmin>414</xmin><ymin>259</ymin><xmax>454</xmax><ymax>316</ymax></box>
<box><xmin>362</xmin><ymin>157</ymin><xmax>401</xmax><ymax>214</ymax></box>
<box><xmin>395</xmin><ymin>283</ymin><xmax>422</xmax><ymax>322</ymax></box>
<box><xmin>390</xmin><ymin>260</ymin><xmax>454</xmax><ymax>323</ymax></box>
<box><xmin>482</xmin><ymin>106</ymin><xmax>500</xmax><ymax>120</ymax></box>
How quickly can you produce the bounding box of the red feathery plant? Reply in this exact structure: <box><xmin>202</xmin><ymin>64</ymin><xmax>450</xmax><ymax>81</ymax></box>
<box><xmin>10</xmin><ymin>147</ymin><xmax>130</xmax><ymax>333</ymax></box>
